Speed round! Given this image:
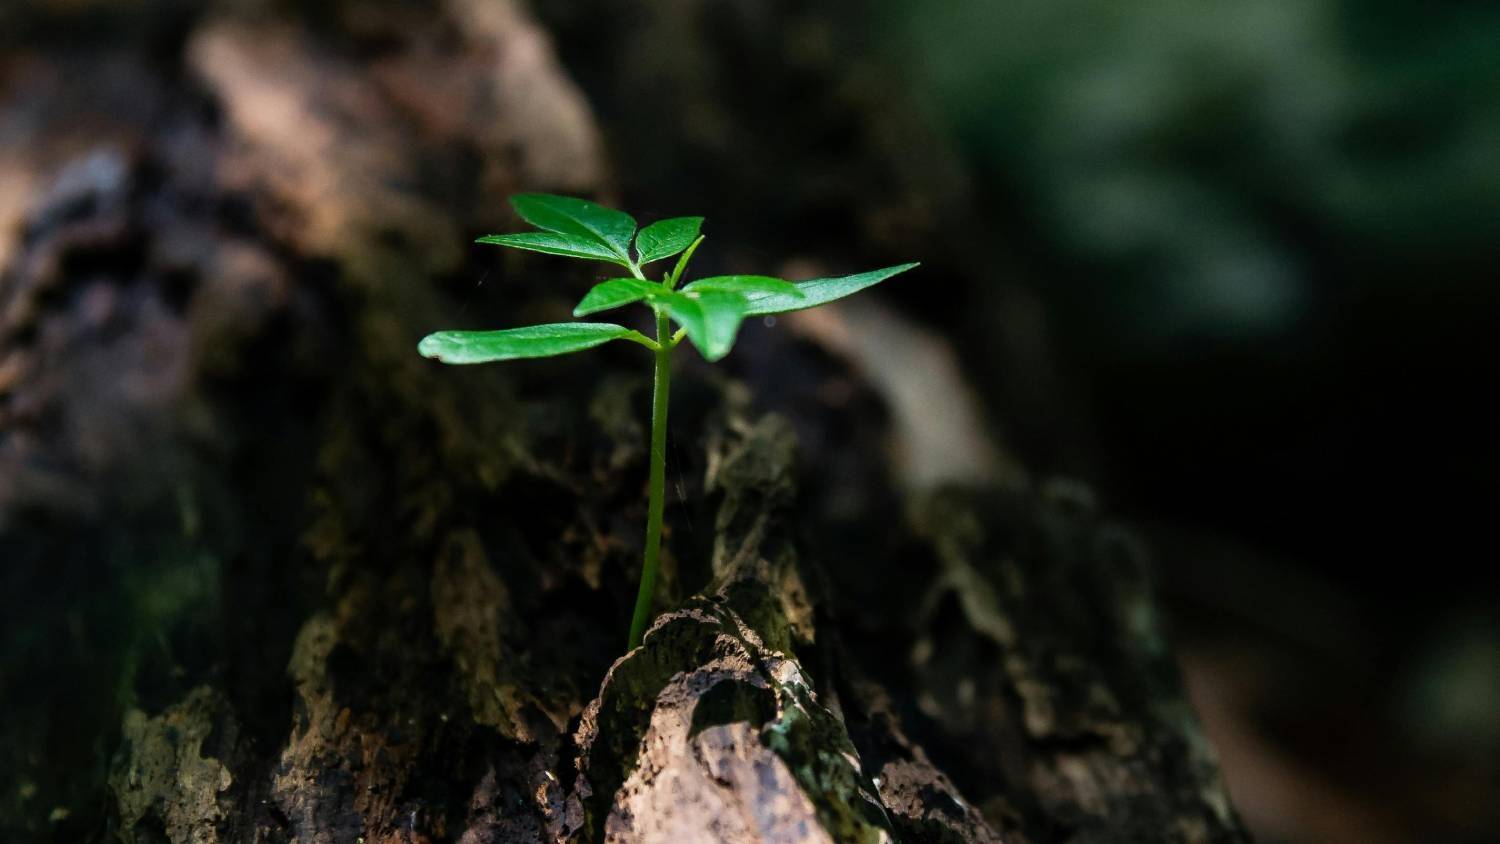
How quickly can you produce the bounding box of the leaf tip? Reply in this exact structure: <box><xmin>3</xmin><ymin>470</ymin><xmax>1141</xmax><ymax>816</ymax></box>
<box><xmin>417</xmin><ymin>333</ymin><xmax>447</xmax><ymax>360</ymax></box>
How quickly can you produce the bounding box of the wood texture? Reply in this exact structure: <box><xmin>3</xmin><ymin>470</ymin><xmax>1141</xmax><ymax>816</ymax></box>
<box><xmin>0</xmin><ymin>2</ymin><xmax>1246</xmax><ymax>841</ymax></box>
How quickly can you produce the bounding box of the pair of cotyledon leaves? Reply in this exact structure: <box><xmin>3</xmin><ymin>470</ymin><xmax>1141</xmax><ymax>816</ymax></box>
<box><xmin>418</xmin><ymin>193</ymin><xmax>917</xmax><ymax>364</ymax></box>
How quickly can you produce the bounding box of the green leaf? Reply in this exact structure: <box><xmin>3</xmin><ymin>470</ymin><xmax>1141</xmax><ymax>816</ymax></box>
<box><xmin>741</xmin><ymin>263</ymin><xmax>920</xmax><ymax>316</ymax></box>
<box><xmin>634</xmin><ymin>217</ymin><xmax>704</xmax><ymax>265</ymax></box>
<box><xmin>656</xmin><ymin>290</ymin><xmax>750</xmax><ymax>362</ymax></box>
<box><xmin>574</xmin><ymin>278</ymin><xmax>662</xmax><ymax>317</ymax></box>
<box><xmin>681</xmin><ymin>275</ymin><xmax>804</xmax><ymax>298</ymax></box>
<box><xmin>510</xmin><ymin>194</ymin><xmax>636</xmax><ymax>260</ymax></box>
<box><xmin>418</xmin><ymin>323</ymin><xmax>637</xmax><ymax>364</ymax></box>
<box><xmin>476</xmin><ymin>232</ymin><xmax>628</xmax><ymax>265</ymax></box>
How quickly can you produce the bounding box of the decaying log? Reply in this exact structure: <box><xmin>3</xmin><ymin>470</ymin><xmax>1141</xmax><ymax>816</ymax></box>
<box><xmin>0</xmin><ymin>2</ymin><xmax>1245</xmax><ymax>842</ymax></box>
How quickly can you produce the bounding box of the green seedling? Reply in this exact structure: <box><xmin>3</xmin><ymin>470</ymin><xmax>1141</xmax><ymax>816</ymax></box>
<box><xmin>419</xmin><ymin>194</ymin><xmax>917</xmax><ymax>649</ymax></box>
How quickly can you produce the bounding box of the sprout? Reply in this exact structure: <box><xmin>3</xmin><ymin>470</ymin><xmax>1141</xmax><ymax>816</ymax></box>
<box><xmin>420</xmin><ymin>194</ymin><xmax>917</xmax><ymax>649</ymax></box>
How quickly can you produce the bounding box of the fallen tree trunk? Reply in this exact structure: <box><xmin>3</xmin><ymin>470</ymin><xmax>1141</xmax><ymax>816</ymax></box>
<box><xmin>0</xmin><ymin>2</ymin><xmax>1245</xmax><ymax>842</ymax></box>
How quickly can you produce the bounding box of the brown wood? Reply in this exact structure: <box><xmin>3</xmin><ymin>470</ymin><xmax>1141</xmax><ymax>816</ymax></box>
<box><xmin>0</xmin><ymin>3</ymin><xmax>1246</xmax><ymax>841</ymax></box>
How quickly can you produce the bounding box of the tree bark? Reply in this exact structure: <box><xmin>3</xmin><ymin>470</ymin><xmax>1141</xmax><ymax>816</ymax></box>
<box><xmin>0</xmin><ymin>2</ymin><xmax>1246</xmax><ymax>842</ymax></box>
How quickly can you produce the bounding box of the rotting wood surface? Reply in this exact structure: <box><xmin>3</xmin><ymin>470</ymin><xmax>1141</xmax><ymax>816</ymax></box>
<box><xmin>0</xmin><ymin>2</ymin><xmax>1246</xmax><ymax>842</ymax></box>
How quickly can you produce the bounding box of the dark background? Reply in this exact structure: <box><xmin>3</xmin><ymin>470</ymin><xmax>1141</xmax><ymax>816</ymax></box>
<box><xmin>866</xmin><ymin>3</ymin><xmax>1500</xmax><ymax>840</ymax></box>
<box><xmin>868</xmin><ymin>3</ymin><xmax>1500</xmax><ymax>839</ymax></box>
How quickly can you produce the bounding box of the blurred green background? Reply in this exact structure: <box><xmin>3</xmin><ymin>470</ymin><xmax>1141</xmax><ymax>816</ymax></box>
<box><xmin>875</xmin><ymin>0</ymin><xmax>1499</xmax><ymax>572</ymax></box>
